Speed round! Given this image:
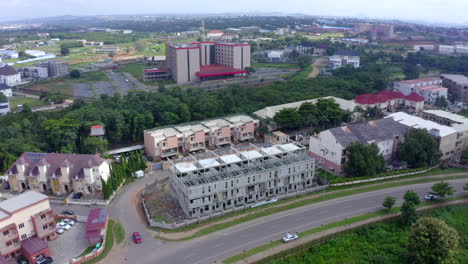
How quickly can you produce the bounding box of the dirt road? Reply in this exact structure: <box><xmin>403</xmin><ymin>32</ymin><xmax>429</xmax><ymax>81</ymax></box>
<box><xmin>309</xmin><ymin>57</ymin><xmax>327</xmax><ymax>78</ymax></box>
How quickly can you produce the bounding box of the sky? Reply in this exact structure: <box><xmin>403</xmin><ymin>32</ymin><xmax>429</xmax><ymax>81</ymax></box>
<box><xmin>2</xmin><ymin>0</ymin><xmax>468</xmax><ymax>25</ymax></box>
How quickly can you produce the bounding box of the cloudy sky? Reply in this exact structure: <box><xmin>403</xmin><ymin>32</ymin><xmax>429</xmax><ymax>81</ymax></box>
<box><xmin>2</xmin><ymin>0</ymin><xmax>468</xmax><ymax>25</ymax></box>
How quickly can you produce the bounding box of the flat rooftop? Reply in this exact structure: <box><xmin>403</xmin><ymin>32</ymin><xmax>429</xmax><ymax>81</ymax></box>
<box><xmin>197</xmin><ymin>64</ymin><xmax>247</xmax><ymax>77</ymax></box>
<box><xmin>417</xmin><ymin>85</ymin><xmax>447</xmax><ymax>91</ymax></box>
<box><xmin>0</xmin><ymin>191</ymin><xmax>48</xmax><ymax>219</ymax></box>
<box><xmin>169</xmin><ymin>43</ymin><xmax>199</xmax><ymax>49</ymax></box>
<box><xmin>395</xmin><ymin>78</ymin><xmax>440</xmax><ymax>84</ymax></box>
<box><xmin>441</xmin><ymin>74</ymin><xmax>468</xmax><ymax>84</ymax></box>
<box><xmin>386</xmin><ymin>112</ymin><xmax>456</xmax><ymax>137</ymax></box>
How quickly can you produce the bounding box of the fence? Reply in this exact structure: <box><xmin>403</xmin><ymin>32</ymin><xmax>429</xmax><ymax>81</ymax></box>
<box><xmin>69</xmin><ymin>234</ymin><xmax>106</xmax><ymax>264</ymax></box>
<box><xmin>143</xmin><ymin>185</ymin><xmax>328</xmax><ymax>230</ymax></box>
<box><xmin>64</xmin><ymin>183</ymin><xmax>124</xmax><ymax>206</ymax></box>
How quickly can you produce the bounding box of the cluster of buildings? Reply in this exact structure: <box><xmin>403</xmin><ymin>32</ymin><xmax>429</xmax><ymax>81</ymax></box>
<box><xmin>264</xmin><ymin>42</ymin><xmax>327</xmax><ymax>63</ymax></box>
<box><xmin>353</xmin><ymin>23</ymin><xmax>394</xmax><ymax>41</ymax></box>
<box><xmin>6</xmin><ymin>152</ymin><xmax>110</xmax><ymax>195</ymax></box>
<box><xmin>206</xmin><ymin>30</ymin><xmax>239</xmax><ymax>41</ymax></box>
<box><xmin>413</xmin><ymin>44</ymin><xmax>468</xmax><ymax>55</ymax></box>
<box><xmin>354</xmin><ymin>90</ymin><xmax>425</xmax><ymax>113</ymax></box>
<box><xmin>20</xmin><ymin>60</ymin><xmax>69</xmax><ymax>80</ymax></box>
<box><xmin>144</xmin><ymin>115</ymin><xmax>259</xmax><ymax>161</ymax></box>
<box><xmin>328</xmin><ymin>49</ymin><xmax>360</xmax><ymax>69</ymax></box>
<box><xmin>393</xmin><ymin>78</ymin><xmax>448</xmax><ymax>104</ymax></box>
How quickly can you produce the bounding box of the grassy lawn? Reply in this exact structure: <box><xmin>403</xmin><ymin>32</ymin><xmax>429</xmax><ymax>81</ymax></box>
<box><xmin>114</xmin><ymin>221</ymin><xmax>126</xmax><ymax>244</ymax></box>
<box><xmin>252</xmin><ymin>63</ymin><xmax>298</xmax><ymax>69</ymax></box>
<box><xmin>9</xmin><ymin>97</ymin><xmax>47</xmax><ymax>111</ymax></box>
<box><xmin>154</xmin><ymin>172</ymin><xmax>468</xmax><ymax>241</ymax></box>
<box><xmin>223</xmin><ymin>199</ymin><xmax>467</xmax><ymax>264</ymax></box>
<box><xmin>74</xmin><ymin>70</ymin><xmax>109</xmax><ymax>83</ymax></box>
<box><xmin>290</xmin><ymin>65</ymin><xmax>313</xmax><ymax>81</ymax></box>
<box><xmin>118</xmin><ymin>63</ymin><xmax>145</xmax><ymax>81</ymax></box>
<box><xmin>83</xmin><ymin>220</ymin><xmax>115</xmax><ymax>264</ymax></box>
<box><xmin>306</xmin><ymin>33</ymin><xmax>344</xmax><ymax>40</ymax></box>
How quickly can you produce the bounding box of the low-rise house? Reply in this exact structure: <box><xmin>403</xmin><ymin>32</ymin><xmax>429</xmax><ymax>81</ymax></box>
<box><xmin>309</xmin><ymin>118</ymin><xmax>408</xmax><ymax>175</ymax></box>
<box><xmin>295</xmin><ymin>42</ymin><xmax>314</xmax><ymax>55</ymax></box>
<box><xmin>313</xmin><ymin>44</ymin><xmax>327</xmax><ymax>56</ymax></box>
<box><xmin>393</xmin><ymin>78</ymin><xmax>448</xmax><ymax>104</ymax></box>
<box><xmin>207</xmin><ymin>30</ymin><xmax>224</xmax><ymax>39</ymax></box>
<box><xmin>142</xmin><ymin>68</ymin><xmax>170</xmax><ymax>81</ymax></box>
<box><xmin>144</xmin><ymin>115</ymin><xmax>259</xmax><ymax>161</ymax></box>
<box><xmin>441</xmin><ymin>74</ymin><xmax>468</xmax><ymax>102</ymax></box>
<box><xmin>0</xmin><ymin>84</ymin><xmax>12</xmax><ymax>97</ymax></box>
<box><xmin>436</xmin><ymin>45</ymin><xmax>455</xmax><ymax>55</ymax></box>
<box><xmin>0</xmin><ymin>50</ymin><xmax>19</xmax><ymax>59</ymax></box>
<box><xmin>354</xmin><ymin>90</ymin><xmax>425</xmax><ymax>113</ymax></box>
<box><xmin>6</xmin><ymin>153</ymin><xmax>110</xmax><ymax>195</ymax></box>
<box><xmin>0</xmin><ymin>191</ymin><xmax>55</xmax><ymax>262</ymax></box>
<box><xmin>85</xmin><ymin>208</ymin><xmax>108</xmax><ymax>245</ymax></box>
<box><xmin>328</xmin><ymin>49</ymin><xmax>360</xmax><ymax>69</ymax></box>
<box><xmin>267</xmin><ymin>50</ymin><xmax>285</xmax><ymax>63</ymax></box>
<box><xmin>0</xmin><ymin>64</ymin><xmax>21</xmax><ymax>86</ymax></box>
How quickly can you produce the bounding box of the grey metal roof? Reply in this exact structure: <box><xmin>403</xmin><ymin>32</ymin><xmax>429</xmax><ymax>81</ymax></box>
<box><xmin>0</xmin><ymin>191</ymin><xmax>48</xmax><ymax>214</ymax></box>
<box><xmin>334</xmin><ymin>49</ymin><xmax>360</xmax><ymax>57</ymax></box>
<box><xmin>330</xmin><ymin>118</ymin><xmax>408</xmax><ymax>148</ymax></box>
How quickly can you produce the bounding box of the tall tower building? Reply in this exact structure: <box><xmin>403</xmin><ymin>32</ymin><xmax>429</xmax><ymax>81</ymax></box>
<box><xmin>166</xmin><ymin>43</ymin><xmax>200</xmax><ymax>84</ymax></box>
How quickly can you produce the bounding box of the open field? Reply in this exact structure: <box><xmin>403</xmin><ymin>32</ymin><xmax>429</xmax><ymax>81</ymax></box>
<box><xmin>305</xmin><ymin>33</ymin><xmax>344</xmax><ymax>40</ymax></box>
<box><xmin>9</xmin><ymin>97</ymin><xmax>47</xmax><ymax>111</ymax></box>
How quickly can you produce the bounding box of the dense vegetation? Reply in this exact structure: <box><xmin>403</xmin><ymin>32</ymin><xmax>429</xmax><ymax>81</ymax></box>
<box><xmin>272</xmin><ymin>205</ymin><xmax>468</xmax><ymax>264</ymax></box>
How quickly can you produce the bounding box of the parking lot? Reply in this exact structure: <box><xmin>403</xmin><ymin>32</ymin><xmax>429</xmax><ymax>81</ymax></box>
<box><xmin>49</xmin><ymin>222</ymin><xmax>89</xmax><ymax>264</ymax></box>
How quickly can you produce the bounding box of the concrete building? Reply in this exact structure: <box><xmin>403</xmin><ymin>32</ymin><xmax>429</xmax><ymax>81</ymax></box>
<box><xmin>146</xmin><ymin>56</ymin><xmax>166</xmax><ymax>67</ymax></box>
<box><xmin>0</xmin><ymin>99</ymin><xmax>10</xmax><ymax>115</ymax></box>
<box><xmin>295</xmin><ymin>42</ymin><xmax>314</xmax><ymax>55</ymax></box>
<box><xmin>6</xmin><ymin>153</ymin><xmax>110</xmax><ymax>195</ymax></box>
<box><xmin>144</xmin><ymin>115</ymin><xmax>259</xmax><ymax>161</ymax></box>
<box><xmin>354</xmin><ymin>90</ymin><xmax>425</xmax><ymax>113</ymax></box>
<box><xmin>0</xmin><ymin>50</ymin><xmax>19</xmax><ymax>59</ymax></box>
<box><xmin>0</xmin><ymin>65</ymin><xmax>21</xmax><ymax>86</ymax></box>
<box><xmin>309</xmin><ymin>118</ymin><xmax>408</xmax><ymax>175</ymax></box>
<box><xmin>441</xmin><ymin>74</ymin><xmax>468</xmax><ymax>101</ymax></box>
<box><xmin>0</xmin><ymin>84</ymin><xmax>12</xmax><ymax>98</ymax></box>
<box><xmin>207</xmin><ymin>30</ymin><xmax>224</xmax><ymax>39</ymax></box>
<box><xmin>18</xmin><ymin>67</ymin><xmax>49</xmax><ymax>80</ymax></box>
<box><xmin>413</xmin><ymin>45</ymin><xmax>435</xmax><ymax>52</ymax></box>
<box><xmin>386</xmin><ymin>112</ymin><xmax>458</xmax><ymax>160</ymax></box>
<box><xmin>166</xmin><ymin>41</ymin><xmax>250</xmax><ymax>84</ymax></box>
<box><xmin>393</xmin><ymin>78</ymin><xmax>448</xmax><ymax>104</ymax></box>
<box><xmin>329</xmin><ymin>49</ymin><xmax>360</xmax><ymax>69</ymax></box>
<box><xmin>142</xmin><ymin>68</ymin><xmax>171</xmax><ymax>81</ymax></box>
<box><xmin>35</xmin><ymin>61</ymin><xmax>68</xmax><ymax>78</ymax></box>
<box><xmin>169</xmin><ymin>142</ymin><xmax>320</xmax><ymax>218</ymax></box>
<box><xmin>0</xmin><ymin>191</ymin><xmax>55</xmax><ymax>262</ymax></box>
<box><xmin>436</xmin><ymin>45</ymin><xmax>455</xmax><ymax>55</ymax></box>
<box><xmin>267</xmin><ymin>50</ymin><xmax>285</xmax><ymax>63</ymax></box>
<box><xmin>455</xmin><ymin>46</ymin><xmax>468</xmax><ymax>54</ymax></box>
<box><xmin>354</xmin><ymin>23</ymin><xmax>394</xmax><ymax>41</ymax></box>
<box><xmin>24</xmin><ymin>50</ymin><xmax>46</xmax><ymax>58</ymax></box>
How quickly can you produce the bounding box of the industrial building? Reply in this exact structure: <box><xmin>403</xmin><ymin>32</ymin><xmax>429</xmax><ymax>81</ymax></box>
<box><xmin>166</xmin><ymin>41</ymin><xmax>250</xmax><ymax>84</ymax></box>
<box><xmin>169</xmin><ymin>142</ymin><xmax>319</xmax><ymax>218</ymax></box>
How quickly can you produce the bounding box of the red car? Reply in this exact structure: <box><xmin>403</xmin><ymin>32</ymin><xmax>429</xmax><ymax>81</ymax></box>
<box><xmin>133</xmin><ymin>232</ymin><xmax>142</xmax><ymax>244</ymax></box>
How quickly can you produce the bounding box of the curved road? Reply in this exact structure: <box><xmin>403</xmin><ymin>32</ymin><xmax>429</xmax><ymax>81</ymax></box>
<box><xmin>108</xmin><ymin>176</ymin><xmax>467</xmax><ymax>264</ymax></box>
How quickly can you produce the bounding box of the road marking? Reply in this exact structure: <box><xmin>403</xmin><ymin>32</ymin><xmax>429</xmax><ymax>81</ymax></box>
<box><xmin>215</xmin><ymin>242</ymin><xmax>224</xmax><ymax>247</ymax></box>
<box><xmin>183</xmin><ymin>254</ymin><xmax>194</xmax><ymax>260</ymax></box>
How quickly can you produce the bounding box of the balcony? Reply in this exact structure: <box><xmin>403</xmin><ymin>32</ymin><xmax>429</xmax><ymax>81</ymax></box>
<box><xmin>161</xmin><ymin>148</ymin><xmax>178</xmax><ymax>158</ymax></box>
<box><xmin>0</xmin><ymin>241</ymin><xmax>20</xmax><ymax>256</ymax></box>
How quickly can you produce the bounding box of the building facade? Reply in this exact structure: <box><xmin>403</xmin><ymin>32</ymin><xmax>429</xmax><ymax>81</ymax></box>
<box><xmin>393</xmin><ymin>78</ymin><xmax>448</xmax><ymax>104</ymax></box>
<box><xmin>441</xmin><ymin>74</ymin><xmax>468</xmax><ymax>101</ymax></box>
<box><xmin>329</xmin><ymin>49</ymin><xmax>360</xmax><ymax>69</ymax></box>
<box><xmin>7</xmin><ymin>153</ymin><xmax>110</xmax><ymax>195</ymax></box>
<box><xmin>18</xmin><ymin>67</ymin><xmax>49</xmax><ymax>80</ymax></box>
<box><xmin>0</xmin><ymin>84</ymin><xmax>12</xmax><ymax>98</ymax></box>
<box><xmin>144</xmin><ymin>115</ymin><xmax>259</xmax><ymax>161</ymax></box>
<box><xmin>169</xmin><ymin>143</ymin><xmax>319</xmax><ymax>218</ymax></box>
<box><xmin>142</xmin><ymin>68</ymin><xmax>171</xmax><ymax>81</ymax></box>
<box><xmin>0</xmin><ymin>99</ymin><xmax>10</xmax><ymax>115</ymax></box>
<box><xmin>354</xmin><ymin>90</ymin><xmax>425</xmax><ymax>113</ymax></box>
<box><xmin>0</xmin><ymin>65</ymin><xmax>21</xmax><ymax>86</ymax></box>
<box><xmin>0</xmin><ymin>191</ymin><xmax>55</xmax><ymax>262</ymax></box>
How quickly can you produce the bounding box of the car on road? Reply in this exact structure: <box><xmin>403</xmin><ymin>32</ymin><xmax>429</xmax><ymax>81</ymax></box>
<box><xmin>36</xmin><ymin>257</ymin><xmax>53</xmax><ymax>264</ymax></box>
<box><xmin>63</xmin><ymin>219</ymin><xmax>75</xmax><ymax>226</ymax></box>
<box><xmin>424</xmin><ymin>194</ymin><xmax>439</xmax><ymax>201</ymax></box>
<box><xmin>56</xmin><ymin>227</ymin><xmax>64</xmax><ymax>235</ymax></box>
<box><xmin>282</xmin><ymin>232</ymin><xmax>299</xmax><ymax>243</ymax></box>
<box><xmin>133</xmin><ymin>232</ymin><xmax>142</xmax><ymax>244</ymax></box>
<box><xmin>61</xmin><ymin>209</ymin><xmax>74</xmax><ymax>215</ymax></box>
<box><xmin>72</xmin><ymin>192</ymin><xmax>83</xmax><ymax>199</ymax></box>
<box><xmin>57</xmin><ymin>222</ymin><xmax>71</xmax><ymax>231</ymax></box>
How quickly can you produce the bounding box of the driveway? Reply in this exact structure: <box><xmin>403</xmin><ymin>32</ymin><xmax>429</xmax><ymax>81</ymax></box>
<box><xmin>49</xmin><ymin>223</ymin><xmax>89</xmax><ymax>264</ymax></box>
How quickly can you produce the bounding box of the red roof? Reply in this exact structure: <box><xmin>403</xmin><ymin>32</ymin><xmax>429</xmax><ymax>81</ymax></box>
<box><xmin>86</xmin><ymin>208</ymin><xmax>108</xmax><ymax>232</ymax></box>
<box><xmin>354</xmin><ymin>90</ymin><xmax>423</xmax><ymax>104</ymax></box>
<box><xmin>21</xmin><ymin>236</ymin><xmax>48</xmax><ymax>254</ymax></box>
<box><xmin>197</xmin><ymin>64</ymin><xmax>248</xmax><ymax>77</ymax></box>
<box><xmin>405</xmin><ymin>92</ymin><xmax>424</xmax><ymax>102</ymax></box>
<box><xmin>91</xmin><ymin>125</ymin><xmax>103</xmax><ymax>130</ymax></box>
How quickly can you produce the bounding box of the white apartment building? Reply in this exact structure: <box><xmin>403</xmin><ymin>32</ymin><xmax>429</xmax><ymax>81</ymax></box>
<box><xmin>328</xmin><ymin>49</ymin><xmax>360</xmax><ymax>69</ymax></box>
<box><xmin>0</xmin><ymin>99</ymin><xmax>10</xmax><ymax>116</ymax></box>
<box><xmin>144</xmin><ymin>115</ymin><xmax>259</xmax><ymax>161</ymax></box>
<box><xmin>169</xmin><ymin>143</ymin><xmax>320</xmax><ymax>218</ymax></box>
<box><xmin>0</xmin><ymin>65</ymin><xmax>21</xmax><ymax>87</ymax></box>
<box><xmin>7</xmin><ymin>153</ymin><xmax>110</xmax><ymax>195</ymax></box>
<box><xmin>437</xmin><ymin>45</ymin><xmax>455</xmax><ymax>55</ymax></box>
<box><xmin>394</xmin><ymin>78</ymin><xmax>448</xmax><ymax>104</ymax></box>
<box><xmin>0</xmin><ymin>84</ymin><xmax>12</xmax><ymax>98</ymax></box>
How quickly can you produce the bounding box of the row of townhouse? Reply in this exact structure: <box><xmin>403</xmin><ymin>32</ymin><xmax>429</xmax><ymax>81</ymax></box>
<box><xmin>0</xmin><ymin>191</ymin><xmax>55</xmax><ymax>263</ymax></box>
<box><xmin>354</xmin><ymin>90</ymin><xmax>425</xmax><ymax>113</ymax></box>
<box><xmin>393</xmin><ymin>78</ymin><xmax>448</xmax><ymax>104</ymax></box>
<box><xmin>6</xmin><ymin>153</ymin><xmax>110</xmax><ymax>195</ymax></box>
<box><xmin>169</xmin><ymin>143</ymin><xmax>319</xmax><ymax>218</ymax></box>
<box><xmin>144</xmin><ymin>115</ymin><xmax>259</xmax><ymax>161</ymax></box>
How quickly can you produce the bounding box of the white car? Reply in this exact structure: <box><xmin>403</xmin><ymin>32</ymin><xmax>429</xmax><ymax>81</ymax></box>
<box><xmin>282</xmin><ymin>233</ymin><xmax>299</xmax><ymax>243</ymax></box>
<box><xmin>63</xmin><ymin>219</ymin><xmax>75</xmax><ymax>226</ymax></box>
<box><xmin>424</xmin><ymin>194</ymin><xmax>439</xmax><ymax>201</ymax></box>
<box><xmin>56</xmin><ymin>227</ymin><xmax>64</xmax><ymax>234</ymax></box>
<box><xmin>57</xmin><ymin>222</ymin><xmax>71</xmax><ymax>230</ymax></box>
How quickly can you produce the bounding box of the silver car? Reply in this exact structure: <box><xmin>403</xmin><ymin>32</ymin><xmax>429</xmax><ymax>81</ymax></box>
<box><xmin>282</xmin><ymin>233</ymin><xmax>299</xmax><ymax>243</ymax></box>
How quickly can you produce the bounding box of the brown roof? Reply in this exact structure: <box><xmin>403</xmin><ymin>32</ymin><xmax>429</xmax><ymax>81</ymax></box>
<box><xmin>7</xmin><ymin>152</ymin><xmax>107</xmax><ymax>179</ymax></box>
<box><xmin>21</xmin><ymin>236</ymin><xmax>48</xmax><ymax>254</ymax></box>
<box><xmin>0</xmin><ymin>64</ymin><xmax>18</xmax><ymax>76</ymax></box>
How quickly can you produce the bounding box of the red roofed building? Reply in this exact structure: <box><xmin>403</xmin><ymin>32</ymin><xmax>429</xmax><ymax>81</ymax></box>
<box><xmin>394</xmin><ymin>78</ymin><xmax>448</xmax><ymax>104</ymax></box>
<box><xmin>354</xmin><ymin>90</ymin><xmax>424</xmax><ymax>113</ymax></box>
<box><xmin>90</xmin><ymin>125</ymin><xmax>105</xmax><ymax>136</ymax></box>
<box><xmin>85</xmin><ymin>208</ymin><xmax>108</xmax><ymax>245</ymax></box>
<box><xmin>207</xmin><ymin>30</ymin><xmax>224</xmax><ymax>39</ymax></box>
<box><xmin>21</xmin><ymin>236</ymin><xmax>50</xmax><ymax>264</ymax></box>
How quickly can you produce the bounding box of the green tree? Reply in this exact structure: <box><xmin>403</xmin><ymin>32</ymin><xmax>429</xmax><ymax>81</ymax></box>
<box><xmin>343</xmin><ymin>142</ymin><xmax>385</xmax><ymax>177</ymax></box>
<box><xmin>297</xmin><ymin>55</ymin><xmax>313</xmax><ymax>69</ymax></box>
<box><xmin>400</xmin><ymin>201</ymin><xmax>417</xmax><ymax>226</ymax></box>
<box><xmin>398</xmin><ymin>129</ymin><xmax>439</xmax><ymax>168</ymax></box>
<box><xmin>21</xmin><ymin>104</ymin><xmax>32</xmax><ymax>113</ymax></box>
<box><xmin>273</xmin><ymin>108</ymin><xmax>303</xmax><ymax>130</ymax></box>
<box><xmin>108</xmin><ymin>51</ymin><xmax>116</xmax><ymax>58</ymax></box>
<box><xmin>431</xmin><ymin>182</ymin><xmax>455</xmax><ymax>198</ymax></box>
<box><xmin>70</xmin><ymin>69</ymin><xmax>81</xmax><ymax>78</ymax></box>
<box><xmin>82</xmin><ymin>136</ymin><xmax>108</xmax><ymax>154</ymax></box>
<box><xmin>460</xmin><ymin>149</ymin><xmax>468</xmax><ymax>164</ymax></box>
<box><xmin>60</xmin><ymin>47</ymin><xmax>70</xmax><ymax>56</ymax></box>
<box><xmin>382</xmin><ymin>196</ymin><xmax>396</xmax><ymax>211</ymax></box>
<box><xmin>408</xmin><ymin>217</ymin><xmax>460</xmax><ymax>264</ymax></box>
<box><xmin>464</xmin><ymin>182</ymin><xmax>468</xmax><ymax>191</ymax></box>
<box><xmin>0</xmin><ymin>93</ymin><xmax>6</xmax><ymax>101</ymax></box>
<box><xmin>244</xmin><ymin>66</ymin><xmax>256</xmax><ymax>73</ymax></box>
<box><xmin>404</xmin><ymin>190</ymin><xmax>421</xmax><ymax>205</ymax></box>
<box><xmin>434</xmin><ymin>96</ymin><xmax>448</xmax><ymax>109</ymax></box>
<box><xmin>403</xmin><ymin>63</ymin><xmax>419</xmax><ymax>80</ymax></box>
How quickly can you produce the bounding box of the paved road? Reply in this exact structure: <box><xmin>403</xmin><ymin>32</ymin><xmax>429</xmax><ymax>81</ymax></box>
<box><xmin>105</xmin><ymin>175</ymin><xmax>467</xmax><ymax>264</ymax></box>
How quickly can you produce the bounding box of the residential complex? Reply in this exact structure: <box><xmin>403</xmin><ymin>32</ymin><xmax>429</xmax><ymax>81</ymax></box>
<box><xmin>328</xmin><ymin>49</ymin><xmax>360</xmax><ymax>69</ymax></box>
<box><xmin>169</xmin><ymin>142</ymin><xmax>318</xmax><ymax>218</ymax></box>
<box><xmin>353</xmin><ymin>23</ymin><xmax>394</xmax><ymax>41</ymax></box>
<box><xmin>144</xmin><ymin>115</ymin><xmax>259</xmax><ymax>161</ymax></box>
<box><xmin>166</xmin><ymin>41</ymin><xmax>250</xmax><ymax>84</ymax></box>
<box><xmin>309</xmin><ymin>118</ymin><xmax>408</xmax><ymax>174</ymax></box>
<box><xmin>393</xmin><ymin>78</ymin><xmax>448</xmax><ymax>104</ymax></box>
<box><xmin>0</xmin><ymin>64</ymin><xmax>21</xmax><ymax>86</ymax></box>
<box><xmin>441</xmin><ymin>74</ymin><xmax>468</xmax><ymax>101</ymax></box>
<box><xmin>0</xmin><ymin>191</ymin><xmax>55</xmax><ymax>262</ymax></box>
<box><xmin>6</xmin><ymin>153</ymin><xmax>110</xmax><ymax>195</ymax></box>
<box><xmin>354</xmin><ymin>90</ymin><xmax>425</xmax><ymax>113</ymax></box>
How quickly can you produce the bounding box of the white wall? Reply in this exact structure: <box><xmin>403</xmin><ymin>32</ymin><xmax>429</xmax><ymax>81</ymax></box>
<box><xmin>309</xmin><ymin>130</ymin><xmax>343</xmax><ymax>165</ymax></box>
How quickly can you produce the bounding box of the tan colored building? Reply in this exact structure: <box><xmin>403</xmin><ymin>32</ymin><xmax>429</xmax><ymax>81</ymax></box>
<box><xmin>441</xmin><ymin>74</ymin><xmax>468</xmax><ymax>101</ymax></box>
<box><xmin>144</xmin><ymin>115</ymin><xmax>259</xmax><ymax>161</ymax></box>
<box><xmin>0</xmin><ymin>191</ymin><xmax>55</xmax><ymax>262</ymax></box>
<box><xmin>166</xmin><ymin>41</ymin><xmax>250</xmax><ymax>84</ymax></box>
<box><xmin>7</xmin><ymin>153</ymin><xmax>110</xmax><ymax>195</ymax></box>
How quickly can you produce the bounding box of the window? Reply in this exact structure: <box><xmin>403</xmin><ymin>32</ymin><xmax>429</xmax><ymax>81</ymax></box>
<box><xmin>40</xmin><ymin>214</ymin><xmax>46</xmax><ymax>219</ymax></box>
<box><xmin>18</xmin><ymin>223</ymin><xmax>24</xmax><ymax>229</ymax></box>
<box><xmin>6</xmin><ymin>241</ymin><xmax>12</xmax><ymax>247</ymax></box>
<box><xmin>3</xmin><ymin>230</ymin><xmax>9</xmax><ymax>236</ymax></box>
<box><xmin>21</xmin><ymin>234</ymin><xmax>27</xmax><ymax>240</ymax></box>
<box><xmin>43</xmin><ymin>225</ymin><xmax>48</xmax><ymax>230</ymax></box>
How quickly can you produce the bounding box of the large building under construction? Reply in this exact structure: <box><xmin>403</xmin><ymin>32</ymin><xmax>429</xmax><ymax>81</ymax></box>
<box><xmin>168</xmin><ymin>142</ymin><xmax>321</xmax><ymax>218</ymax></box>
<box><xmin>166</xmin><ymin>41</ymin><xmax>251</xmax><ymax>84</ymax></box>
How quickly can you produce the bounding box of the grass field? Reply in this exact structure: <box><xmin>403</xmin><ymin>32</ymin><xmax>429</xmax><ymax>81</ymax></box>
<box><xmin>252</xmin><ymin>63</ymin><xmax>299</xmax><ymax>69</ymax></box>
<box><xmin>306</xmin><ymin>33</ymin><xmax>344</xmax><ymax>40</ymax></box>
<box><xmin>9</xmin><ymin>97</ymin><xmax>47</xmax><ymax>111</ymax></box>
<box><xmin>114</xmin><ymin>222</ymin><xmax>126</xmax><ymax>245</ymax></box>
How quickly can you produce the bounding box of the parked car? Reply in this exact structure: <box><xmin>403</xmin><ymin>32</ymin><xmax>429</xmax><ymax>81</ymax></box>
<box><xmin>424</xmin><ymin>194</ymin><xmax>439</xmax><ymax>201</ymax></box>
<box><xmin>4</xmin><ymin>182</ymin><xmax>10</xmax><ymax>189</ymax></box>
<box><xmin>17</xmin><ymin>255</ymin><xmax>28</xmax><ymax>264</ymax></box>
<box><xmin>282</xmin><ymin>232</ymin><xmax>299</xmax><ymax>243</ymax></box>
<box><xmin>63</xmin><ymin>219</ymin><xmax>75</xmax><ymax>226</ymax></box>
<box><xmin>57</xmin><ymin>222</ymin><xmax>71</xmax><ymax>231</ymax></box>
<box><xmin>36</xmin><ymin>257</ymin><xmax>53</xmax><ymax>264</ymax></box>
<box><xmin>61</xmin><ymin>209</ymin><xmax>74</xmax><ymax>215</ymax></box>
<box><xmin>133</xmin><ymin>232</ymin><xmax>142</xmax><ymax>244</ymax></box>
<box><xmin>72</xmin><ymin>192</ymin><xmax>83</xmax><ymax>199</ymax></box>
<box><xmin>56</xmin><ymin>227</ymin><xmax>64</xmax><ymax>234</ymax></box>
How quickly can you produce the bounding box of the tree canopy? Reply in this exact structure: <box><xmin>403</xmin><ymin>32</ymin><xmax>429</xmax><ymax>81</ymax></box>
<box><xmin>397</xmin><ymin>129</ymin><xmax>439</xmax><ymax>168</ymax></box>
<box><xmin>343</xmin><ymin>142</ymin><xmax>385</xmax><ymax>177</ymax></box>
<box><xmin>431</xmin><ymin>182</ymin><xmax>455</xmax><ymax>198</ymax></box>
